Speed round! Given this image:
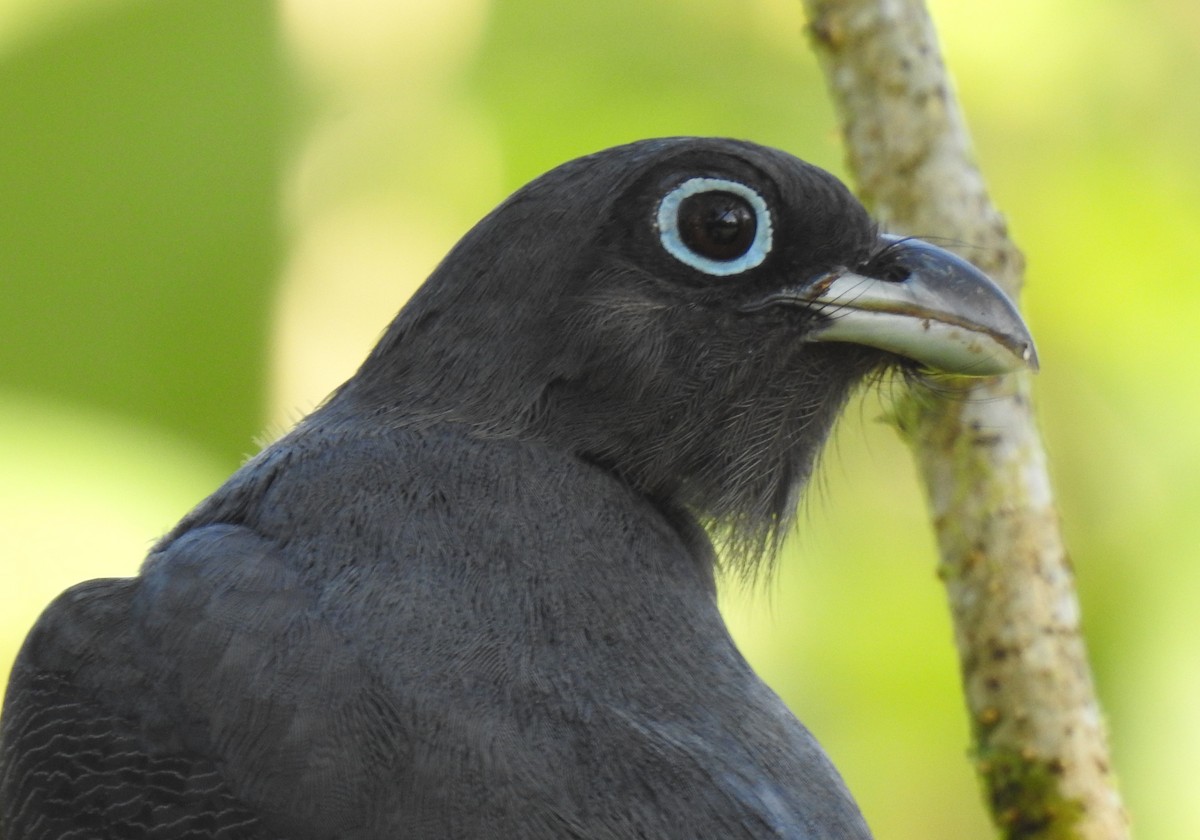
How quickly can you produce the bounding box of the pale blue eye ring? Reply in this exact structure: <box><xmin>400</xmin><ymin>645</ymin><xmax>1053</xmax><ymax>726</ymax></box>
<box><xmin>656</xmin><ymin>177</ymin><xmax>773</xmax><ymax>276</ymax></box>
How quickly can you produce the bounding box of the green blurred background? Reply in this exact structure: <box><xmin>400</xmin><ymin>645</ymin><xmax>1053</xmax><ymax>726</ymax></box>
<box><xmin>1</xmin><ymin>0</ymin><xmax>1196</xmax><ymax>836</ymax></box>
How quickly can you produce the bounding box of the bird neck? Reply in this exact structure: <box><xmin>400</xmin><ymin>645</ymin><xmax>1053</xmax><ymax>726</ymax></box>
<box><xmin>319</xmin><ymin>297</ymin><xmax>876</xmax><ymax>572</ymax></box>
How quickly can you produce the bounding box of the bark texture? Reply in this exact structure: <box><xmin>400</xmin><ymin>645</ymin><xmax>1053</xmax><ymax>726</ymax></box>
<box><xmin>798</xmin><ymin>2</ymin><xmax>1131</xmax><ymax>838</ymax></box>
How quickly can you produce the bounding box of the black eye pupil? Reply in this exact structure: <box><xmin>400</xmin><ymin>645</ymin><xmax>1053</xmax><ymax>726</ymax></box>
<box><xmin>678</xmin><ymin>191</ymin><xmax>757</xmax><ymax>261</ymax></box>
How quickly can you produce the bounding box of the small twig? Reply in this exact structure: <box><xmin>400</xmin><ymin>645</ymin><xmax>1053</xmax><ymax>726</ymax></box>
<box><xmin>798</xmin><ymin>2</ymin><xmax>1131</xmax><ymax>838</ymax></box>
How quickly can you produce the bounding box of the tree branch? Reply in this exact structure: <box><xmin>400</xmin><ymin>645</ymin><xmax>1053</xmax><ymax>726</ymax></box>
<box><xmin>798</xmin><ymin>2</ymin><xmax>1130</xmax><ymax>838</ymax></box>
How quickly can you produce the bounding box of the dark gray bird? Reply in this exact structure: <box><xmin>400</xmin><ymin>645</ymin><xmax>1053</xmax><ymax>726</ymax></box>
<box><xmin>0</xmin><ymin>137</ymin><xmax>1035</xmax><ymax>839</ymax></box>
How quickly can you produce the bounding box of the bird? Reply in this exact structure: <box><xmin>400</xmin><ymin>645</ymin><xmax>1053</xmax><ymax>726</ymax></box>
<box><xmin>0</xmin><ymin>137</ymin><xmax>1036</xmax><ymax>839</ymax></box>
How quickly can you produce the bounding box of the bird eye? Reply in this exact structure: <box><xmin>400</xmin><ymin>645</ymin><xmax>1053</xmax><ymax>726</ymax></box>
<box><xmin>679</xmin><ymin>192</ymin><xmax>756</xmax><ymax>260</ymax></box>
<box><xmin>657</xmin><ymin>178</ymin><xmax>773</xmax><ymax>276</ymax></box>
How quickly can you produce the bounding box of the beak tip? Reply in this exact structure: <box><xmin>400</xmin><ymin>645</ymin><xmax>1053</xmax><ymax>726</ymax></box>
<box><xmin>1023</xmin><ymin>343</ymin><xmax>1040</xmax><ymax>373</ymax></box>
<box><xmin>1000</xmin><ymin>334</ymin><xmax>1039</xmax><ymax>374</ymax></box>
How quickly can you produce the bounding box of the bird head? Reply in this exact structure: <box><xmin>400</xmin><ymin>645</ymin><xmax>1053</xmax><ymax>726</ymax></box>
<box><xmin>342</xmin><ymin>138</ymin><xmax>1036</xmax><ymax>566</ymax></box>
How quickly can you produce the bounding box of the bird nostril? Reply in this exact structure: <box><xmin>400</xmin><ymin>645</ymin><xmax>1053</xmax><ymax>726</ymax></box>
<box><xmin>878</xmin><ymin>264</ymin><xmax>911</xmax><ymax>283</ymax></box>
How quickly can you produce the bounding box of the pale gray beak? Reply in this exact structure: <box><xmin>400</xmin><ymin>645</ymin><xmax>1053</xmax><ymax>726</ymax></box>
<box><xmin>749</xmin><ymin>236</ymin><xmax>1038</xmax><ymax>375</ymax></box>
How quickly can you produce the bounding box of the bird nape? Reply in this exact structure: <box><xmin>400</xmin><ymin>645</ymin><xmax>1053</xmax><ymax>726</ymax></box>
<box><xmin>0</xmin><ymin>137</ymin><xmax>1035</xmax><ymax>840</ymax></box>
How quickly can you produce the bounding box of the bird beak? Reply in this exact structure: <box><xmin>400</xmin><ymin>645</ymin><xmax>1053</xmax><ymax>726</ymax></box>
<box><xmin>749</xmin><ymin>235</ymin><xmax>1038</xmax><ymax>375</ymax></box>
